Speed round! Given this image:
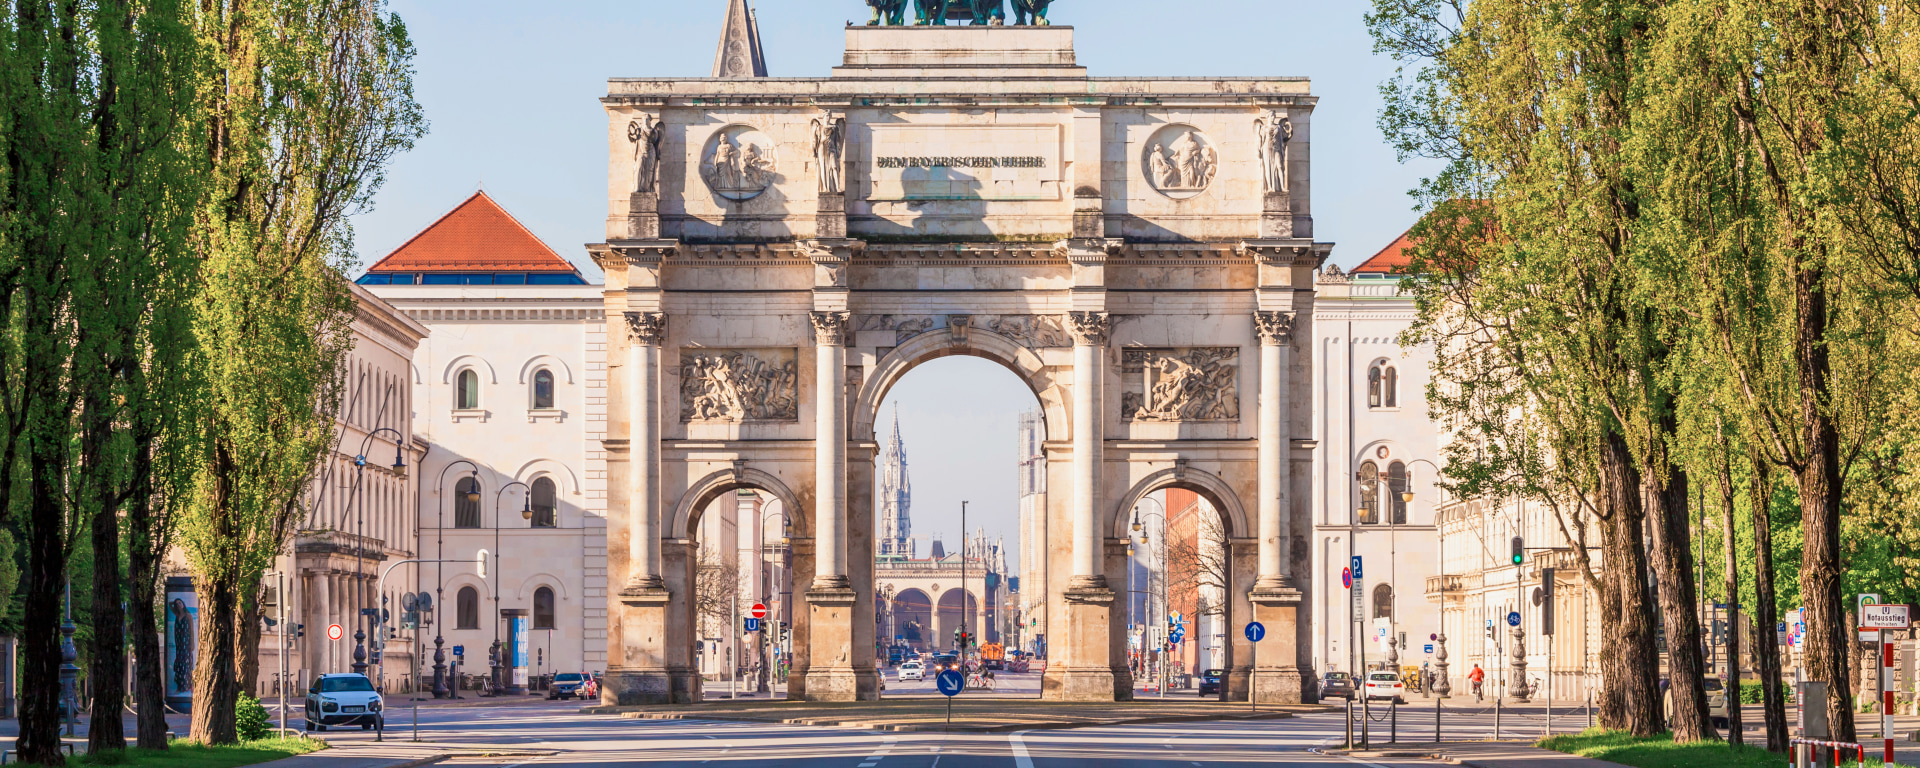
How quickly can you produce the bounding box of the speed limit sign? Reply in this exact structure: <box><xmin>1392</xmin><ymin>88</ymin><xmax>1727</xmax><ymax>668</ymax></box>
<box><xmin>326</xmin><ymin>624</ymin><xmax>343</xmax><ymax>641</ymax></box>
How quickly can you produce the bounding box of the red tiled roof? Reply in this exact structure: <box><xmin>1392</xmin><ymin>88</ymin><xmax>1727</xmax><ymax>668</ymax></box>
<box><xmin>366</xmin><ymin>191</ymin><xmax>576</xmax><ymax>274</ymax></box>
<box><xmin>1353</xmin><ymin>228</ymin><xmax>1416</xmax><ymax>274</ymax></box>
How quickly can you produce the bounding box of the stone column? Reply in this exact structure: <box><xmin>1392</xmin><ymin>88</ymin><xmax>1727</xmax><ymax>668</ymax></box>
<box><xmin>621</xmin><ymin>312</ymin><xmax>666</xmax><ymax>594</ymax></box>
<box><xmin>802</xmin><ymin>310</ymin><xmax>865</xmax><ymax>700</ymax></box>
<box><xmin>1254</xmin><ymin>311</ymin><xmax>1296</xmax><ymax>590</ymax></box>
<box><xmin>809</xmin><ymin>311</ymin><xmax>851</xmax><ymax>591</ymax></box>
<box><xmin>1066</xmin><ymin>311</ymin><xmax>1111</xmax><ymax>587</ymax></box>
<box><xmin>1045</xmin><ymin>310</ymin><xmax>1123</xmax><ymax>701</ymax></box>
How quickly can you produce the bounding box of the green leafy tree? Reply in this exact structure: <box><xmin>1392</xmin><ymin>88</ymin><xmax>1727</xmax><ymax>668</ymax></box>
<box><xmin>180</xmin><ymin>0</ymin><xmax>422</xmax><ymax>745</ymax></box>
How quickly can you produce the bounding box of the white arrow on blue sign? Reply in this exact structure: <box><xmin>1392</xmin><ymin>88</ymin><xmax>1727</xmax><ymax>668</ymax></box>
<box><xmin>1351</xmin><ymin>556</ymin><xmax>1363</xmax><ymax>580</ymax></box>
<box><xmin>1244</xmin><ymin>622</ymin><xmax>1265</xmax><ymax>642</ymax></box>
<box><xmin>936</xmin><ymin>669</ymin><xmax>965</xmax><ymax>697</ymax></box>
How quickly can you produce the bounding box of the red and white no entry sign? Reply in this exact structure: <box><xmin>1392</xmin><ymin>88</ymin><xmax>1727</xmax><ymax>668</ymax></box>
<box><xmin>327</xmin><ymin>624</ymin><xmax>343</xmax><ymax>641</ymax></box>
<box><xmin>749</xmin><ymin>603</ymin><xmax>768</xmax><ymax>619</ymax></box>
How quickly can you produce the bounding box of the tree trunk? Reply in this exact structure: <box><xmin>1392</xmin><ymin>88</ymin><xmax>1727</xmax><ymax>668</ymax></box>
<box><xmin>19</xmin><ymin>446</ymin><xmax>69</xmax><ymax>765</ymax></box>
<box><xmin>86</xmin><ymin>389</ymin><xmax>128</xmax><ymax>755</ymax></box>
<box><xmin>238</xmin><ymin>582</ymin><xmax>263</xmax><ymax>697</ymax></box>
<box><xmin>1791</xmin><ymin>249</ymin><xmax>1854</xmax><ymax>742</ymax></box>
<box><xmin>1749</xmin><ymin>452</ymin><xmax>1789</xmax><ymax>752</ymax></box>
<box><xmin>1597</xmin><ymin>540</ymin><xmax>1625</xmax><ymax>729</ymax></box>
<box><xmin>128</xmin><ymin>539</ymin><xmax>171</xmax><ymax>749</ymax></box>
<box><xmin>1717</xmin><ymin>449</ymin><xmax>1742</xmax><ymax>746</ymax></box>
<box><xmin>1601</xmin><ymin>431</ymin><xmax>1661</xmax><ymax>735</ymax></box>
<box><xmin>191</xmin><ymin>570</ymin><xmax>241</xmax><ymax>744</ymax></box>
<box><xmin>1647</xmin><ymin>463</ymin><xmax>1719</xmax><ymax>742</ymax></box>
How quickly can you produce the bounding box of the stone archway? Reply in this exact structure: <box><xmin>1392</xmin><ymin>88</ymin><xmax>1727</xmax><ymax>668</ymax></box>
<box><xmin>592</xmin><ymin>24</ymin><xmax>1329</xmax><ymax>706</ymax></box>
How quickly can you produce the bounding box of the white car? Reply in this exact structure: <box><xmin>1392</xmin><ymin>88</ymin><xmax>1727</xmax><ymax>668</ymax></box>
<box><xmin>1363</xmin><ymin>670</ymin><xmax>1407</xmax><ymax>704</ymax></box>
<box><xmin>305</xmin><ymin>673</ymin><xmax>383</xmax><ymax>731</ymax></box>
<box><xmin>898</xmin><ymin>661</ymin><xmax>925</xmax><ymax>681</ymax></box>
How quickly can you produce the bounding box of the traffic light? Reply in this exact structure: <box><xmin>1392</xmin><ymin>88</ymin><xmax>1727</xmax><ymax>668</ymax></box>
<box><xmin>1510</xmin><ymin>536</ymin><xmax>1524</xmax><ymax>565</ymax></box>
<box><xmin>292</xmin><ymin>623</ymin><xmax>305</xmax><ymax>639</ymax></box>
<box><xmin>1485</xmin><ymin>621</ymin><xmax>1495</xmax><ymax>640</ymax></box>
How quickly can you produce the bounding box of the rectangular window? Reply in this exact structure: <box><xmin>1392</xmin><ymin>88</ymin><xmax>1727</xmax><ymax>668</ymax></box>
<box><xmin>528</xmin><ymin>273</ymin><xmax>586</xmax><ymax>285</ymax></box>
<box><xmin>389</xmin><ymin>274</ymin><xmax>415</xmax><ymax>285</ymax></box>
<box><xmin>492</xmin><ymin>273</ymin><xmax>527</xmax><ymax>285</ymax></box>
<box><xmin>422</xmin><ymin>274</ymin><xmax>466</xmax><ymax>285</ymax></box>
<box><xmin>356</xmin><ymin>274</ymin><xmax>391</xmax><ymax>285</ymax></box>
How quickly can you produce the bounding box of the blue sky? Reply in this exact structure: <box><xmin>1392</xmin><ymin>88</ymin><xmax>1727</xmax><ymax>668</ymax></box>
<box><xmin>353</xmin><ymin>0</ymin><xmax>1438</xmax><ymax>554</ymax></box>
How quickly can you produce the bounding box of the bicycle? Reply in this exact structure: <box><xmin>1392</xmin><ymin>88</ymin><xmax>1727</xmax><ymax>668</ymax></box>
<box><xmin>1471</xmin><ymin>679</ymin><xmax>1484</xmax><ymax>702</ymax></box>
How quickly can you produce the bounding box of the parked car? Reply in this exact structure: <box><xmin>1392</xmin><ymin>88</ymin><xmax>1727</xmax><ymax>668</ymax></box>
<box><xmin>304</xmin><ymin>673</ymin><xmax>382</xmax><ymax>731</ymax></box>
<box><xmin>1363</xmin><ymin>670</ymin><xmax>1406</xmax><ymax>704</ymax></box>
<box><xmin>1320</xmin><ymin>671</ymin><xmax>1355</xmax><ymax>700</ymax></box>
<box><xmin>1661</xmin><ymin>677</ymin><xmax>1731</xmax><ymax>729</ymax></box>
<box><xmin>548</xmin><ymin>672</ymin><xmax>589</xmax><ymax>700</ymax></box>
<box><xmin>1198</xmin><ymin>668</ymin><xmax>1225</xmax><ymax>697</ymax></box>
<box><xmin>899</xmin><ymin>661</ymin><xmax>926</xmax><ymax>681</ymax></box>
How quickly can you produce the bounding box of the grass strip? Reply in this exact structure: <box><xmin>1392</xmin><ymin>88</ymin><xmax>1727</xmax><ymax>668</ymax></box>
<box><xmin>75</xmin><ymin>736</ymin><xmax>326</xmax><ymax>767</ymax></box>
<box><xmin>1540</xmin><ymin>729</ymin><xmax>1908</xmax><ymax>768</ymax></box>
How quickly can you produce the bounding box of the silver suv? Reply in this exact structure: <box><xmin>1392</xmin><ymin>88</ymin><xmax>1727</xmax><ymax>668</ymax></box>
<box><xmin>304</xmin><ymin>673</ymin><xmax>383</xmax><ymax>731</ymax></box>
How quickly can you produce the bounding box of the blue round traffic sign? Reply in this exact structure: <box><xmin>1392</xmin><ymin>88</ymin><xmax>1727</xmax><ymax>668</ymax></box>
<box><xmin>936</xmin><ymin>669</ymin><xmax>965</xmax><ymax>697</ymax></box>
<box><xmin>1244</xmin><ymin>622</ymin><xmax>1266</xmax><ymax>642</ymax></box>
<box><xmin>1507</xmin><ymin>611</ymin><xmax>1521</xmax><ymax>627</ymax></box>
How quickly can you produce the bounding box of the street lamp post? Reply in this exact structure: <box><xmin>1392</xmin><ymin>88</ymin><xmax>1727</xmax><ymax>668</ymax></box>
<box><xmin>1399</xmin><ymin>457</ymin><xmax>1447</xmax><ymax>697</ymax></box>
<box><xmin>434</xmin><ymin>458</ymin><xmax>482</xmax><ymax>699</ymax></box>
<box><xmin>491</xmin><ymin>481</ymin><xmax>531</xmax><ymax>696</ymax></box>
<box><xmin>352</xmin><ymin>428</ymin><xmax>407</xmax><ymax>680</ymax></box>
<box><xmin>1136</xmin><ymin>505</ymin><xmax>1168</xmax><ymax>697</ymax></box>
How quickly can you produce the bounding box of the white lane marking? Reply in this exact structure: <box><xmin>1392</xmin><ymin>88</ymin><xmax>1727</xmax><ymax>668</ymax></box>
<box><xmin>1321</xmin><ymin>749</ymin><xmax>1398</xmax><ymax>768</ymax></box>
<box><xmin>1010</xmin><ymin>730</ymin><xmax>1035</xmax><ymax>768</ymax></box>
<box><xmin>498</xmin><ymin>759</ymin><xmax>544</xmax><ymax>768</ymax></box>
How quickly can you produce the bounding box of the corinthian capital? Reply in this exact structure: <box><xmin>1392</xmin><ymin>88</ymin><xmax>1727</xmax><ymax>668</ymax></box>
<box><xmin>810</xmin><ymin>311</ymin><xmax>851</xmax><ymax>346</ymax></box>
<box><xmin>1254</xmin><ymin>311</ymin><xmax>1296</xmax><ymax>346</ymax></box>
<box><xmin>1065</xmin><ymin>312</ymin><xmax>1112</xmax><ymax>346</ymax></box>
<box><xmin>624</xmin><ymin>312</ymin><xmax>667</xmax><ymax>346</ymax></box>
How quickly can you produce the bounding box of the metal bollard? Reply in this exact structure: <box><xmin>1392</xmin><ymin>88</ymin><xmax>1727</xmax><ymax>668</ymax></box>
<box><xmin>1436</xmin><ymin>695</ymin><xmax>1443</xmax><ymax>744</ymax></box>
<box><xmin>1391</xmin><ymin>698</ymin><xmax>1398</xmax><ymax>744</ymax></box>
<box><xmin>1346</xmin><ymin>697</ymin><xmax>1354</xmax><ymax>750</ymax></box>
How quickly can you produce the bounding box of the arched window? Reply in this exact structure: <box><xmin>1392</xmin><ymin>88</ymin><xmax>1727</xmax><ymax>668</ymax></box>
<box><xmin>533</xmin><ymin>587</ymin><xmax>556</xmax><ymax>629</ymax></box>
<box><xmin>1384</xmin><ymin>365</ymin><xmax>1399</xmax><ymax>408</ymax></box>
<box><xmin>457</xmin><ymin>586</ymin><xmax>480</xmax><ymax>629</ymax></box>
<box><xmin>1388</xmin><ymin>461</ymin><xmax>1408</xmax><ymax>525</ymax></box>
<box><xmin>1356</xmin><ymin>461</ymin><xmax>1380</xmax><ymax>525</ymax></box>
<box><xmin>532</xmin><ymin>369</ymin><xmax>555</xmax><ymax>409</ymax></box>
<box><xmin>530</xmin><ymin>477</ymin><xmax>557</xmax><ymax>528</ymax></box>
<box><xmin>457</xmin><ymin>369</ymin><xmax>480</xmax><ymax>410</ymax></box>
<box><xmin>454</xmin><ymin>477</ymin><xmax>481</xmax><ymax>529</ymax></box>
<box><xmin>1372</xmin><ymin>583</ymin><xmax>1394</xmax><ymax>620</ymax></box>
<box><xmin>1367</xmin><ymin>365</ymin><xmax>1383</xmax><ymax>408</ymax></box>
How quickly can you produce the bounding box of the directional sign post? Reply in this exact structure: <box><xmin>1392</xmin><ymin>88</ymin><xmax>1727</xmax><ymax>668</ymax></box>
<box><xmin>1245</xmin><ymin>622</ymin><xmax>1265</xmax><ymax>713</ymax></box>
<box><xmin>936</xmin><ymin>668</ymin><xmax>965</xmax><ymax>724</ymax></box>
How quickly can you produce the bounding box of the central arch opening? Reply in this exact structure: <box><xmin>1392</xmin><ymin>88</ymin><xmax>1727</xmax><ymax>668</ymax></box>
<box><xmin>868</xmin><ymin>355</ymin><xmax>1045</xmax><ymax>699</ymax></box>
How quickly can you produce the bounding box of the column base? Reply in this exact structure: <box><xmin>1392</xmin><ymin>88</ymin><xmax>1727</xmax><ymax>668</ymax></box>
<box><xmin>601</xmin><ymin>667</ymin><xmax>699</xmax><ymax>705</ymax></box>
<box><xmin>1251</xmin><ymin>586</ymin><xmax>1312</xmax><ymax>705</ymax></box>
<box><xmin>1252</xmin><ymin>576</ymin><xmax>1297</xmax><ymax>593</ymax></box>
<box><xmin>800</xmin><ymin>587</ymin><xmax>879</xmax><ymax>702</ymax></box>
<box><xmin>1040</xmin><ymin>584</ymin><xmax>1128</xmax><ymax>702</ymax></box>
<box><xmin>1224</xmin><ymin>664</ymin><xmax>1252</xmax><ymax>702</ymax></box>
<box><xmin>619</xmin><ymin>578</ymin><xmax>667</xmax><ymax>597</ymax></box>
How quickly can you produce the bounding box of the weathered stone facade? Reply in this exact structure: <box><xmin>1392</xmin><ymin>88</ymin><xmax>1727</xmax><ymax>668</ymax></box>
<box><xmin>596</xmin><ymin>24</ymin><xmax>1328</xmax><ymax>704</ymax></box>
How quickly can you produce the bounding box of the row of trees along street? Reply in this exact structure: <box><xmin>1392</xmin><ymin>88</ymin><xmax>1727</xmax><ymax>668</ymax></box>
<box><xmin>1368</xmin><ymin>0</ymin><xmax>1920</xmax><ymax>749</ymax></box>
<box><xmin>0</xmin><ymin>0</ymin><xmax>423</xmax><ymax>763</ymax></box>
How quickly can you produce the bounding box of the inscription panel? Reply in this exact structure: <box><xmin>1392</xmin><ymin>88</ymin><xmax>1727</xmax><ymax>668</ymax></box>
<box><xmin>865</xmin><ymin>124</ymin><xmax>1063</xmax><ymax>202</ymax></box>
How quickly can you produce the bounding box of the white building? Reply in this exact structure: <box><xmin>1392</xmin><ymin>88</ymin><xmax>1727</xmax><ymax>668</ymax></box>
<box><xmin>1015</xmin><ymin>409</ymin><xmax>1046</xmax><ymax>656</ymax></box>
<box><xmin>1310</xmin><ymin>233</ymin><xmax>1443</xmax><ymax>678</ymax></box>
<box><xmin>360</xmin><ymin>190</ymin><xmax>611</xmax><ymax>692</ymax></box>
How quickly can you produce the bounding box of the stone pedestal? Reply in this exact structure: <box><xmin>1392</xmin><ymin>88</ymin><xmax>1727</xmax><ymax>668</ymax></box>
<box><xmin>627</xmin><ymin>192</ymin><xmax>660</xmax><ymax>240</ymax></box>
<box><xmin>1261</xmin><ymin>192</ymin><xmax>1293</xmax><ymax>239</ymax></box>
<box><xmin>816</xmin><ymin>193</ymin><xmax>847</xmax><ymax>239</ymax></box>
<box><xmin>800</xmin><ymin>587</ymin><xmax>878</xmax><ymax>700</ymax></box>
<box><xmin>1042</xmin><ymin>584</ymin><xmax>1127</xmax><ymax>701</ymax></box>
<box><xmin>606</xmin><ymin>590</ymin><xmax>696</xmax><ymax>704</ymax></box>
<box><xmin>1250</xmin><ymin>587</ymin><xmax>1309</xmax><ymax>704</ymax></box>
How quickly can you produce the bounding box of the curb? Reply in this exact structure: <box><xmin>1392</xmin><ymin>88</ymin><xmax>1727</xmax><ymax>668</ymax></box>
<box><xmin>619</xmin><ymin>708</ymin><xmax>1298</xmax><ymax>733</ymax></box>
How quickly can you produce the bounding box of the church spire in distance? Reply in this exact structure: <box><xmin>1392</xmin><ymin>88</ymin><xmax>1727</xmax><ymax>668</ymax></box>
<box><xmin>712</xmin><ymin>0</ymin><xmax>769</xmax><ymax>78</ymax></box>
<box><xmin>878</xmin><ymin>404</ymin><xmax>913</xmax><ymax>560</ymax></box>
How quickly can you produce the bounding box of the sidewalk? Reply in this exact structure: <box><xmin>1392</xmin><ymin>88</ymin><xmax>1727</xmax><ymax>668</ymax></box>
<box><xmin>1329</xmin><ymin>741</ymin><xmax>1629</xmax><ymax>768</ymax></box>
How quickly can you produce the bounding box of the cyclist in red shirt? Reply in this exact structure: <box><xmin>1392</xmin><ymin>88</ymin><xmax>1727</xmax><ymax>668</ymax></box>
<box><xmin>1467</xmin><ymin>665</ymin><xmax>1486</xmax><ymax>700</ymax></box>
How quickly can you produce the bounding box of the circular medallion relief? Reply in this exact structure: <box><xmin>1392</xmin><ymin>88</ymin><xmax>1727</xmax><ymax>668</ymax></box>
<box><xmin>1376</xmin><ymin>446</ymin><xmax>1390</xmax><ymax>459</ymax></box>
<box><xmin>700</xmin><ymin>124</ymin><xmax>778</xmax><ymax>201</ymax></box>
<box><xmin>930</xmin><ymin>583</ymin><xmax>940</xmax><ymax>593</ymax></box>
<box><xmin>1142</xmin><ymin>124</ymin><xmax>1218</xmax><ymax>200</ymax></box>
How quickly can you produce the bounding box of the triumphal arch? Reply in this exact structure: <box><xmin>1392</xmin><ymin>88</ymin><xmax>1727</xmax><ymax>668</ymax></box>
<box><xmin>593</xmin><ymin>13</ymin><xmax>1330</xmax><ymax>704</ymax></box>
